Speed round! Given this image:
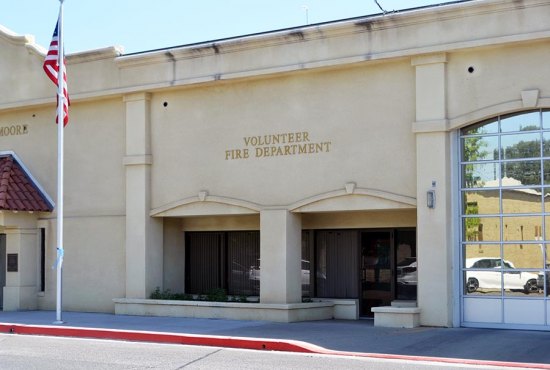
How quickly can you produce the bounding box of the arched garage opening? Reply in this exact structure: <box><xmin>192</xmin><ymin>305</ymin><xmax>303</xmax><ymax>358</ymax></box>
<box><xmin>460</xmin><ymin>109</ymin><xmax>550</xmax><ymax>329</ymax></box>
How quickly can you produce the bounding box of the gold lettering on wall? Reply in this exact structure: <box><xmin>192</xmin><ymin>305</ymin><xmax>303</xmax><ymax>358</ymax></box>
<box><xmin>0</xmin><ymin>125</ymin><xmax>28</xmax><ymax>137</ymax></box>
<box><xmin>225</xmin><ymin>131</ymin><xmax>332</xmax><ymax>160</ymax></box>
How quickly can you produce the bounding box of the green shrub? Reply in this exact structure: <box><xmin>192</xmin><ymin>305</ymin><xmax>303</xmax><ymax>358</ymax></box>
<box><xmin>150</xmin><ymin>287</ymin><xmax>192</xmax><ymax>301</ymax></box>
<box><xmin>150</xmin><ymin>287</ymin><xmax>252</xmax><ymax>303</ymax></box>
<box><xmin>150</xmin><ymin>287</ymin><xmax>164</xmax><ymax>299</ymax></box>
<box><xmin>205</xmin><ymin>288</ymin><xmax>228</xmax><ymax>302</ymax></box>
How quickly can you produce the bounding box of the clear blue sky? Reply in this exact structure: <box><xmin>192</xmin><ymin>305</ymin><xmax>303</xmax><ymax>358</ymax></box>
<box><xmin>2</xmin><ymin>1</ymin><xmax>463</xmax><ymax>54</ymax></box>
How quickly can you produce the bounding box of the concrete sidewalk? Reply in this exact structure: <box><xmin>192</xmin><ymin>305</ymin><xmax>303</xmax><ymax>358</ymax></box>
<box><xmin>1</xmin><ymin>311</ymin><xmax>549</xmax><ymax>368</ymax></box>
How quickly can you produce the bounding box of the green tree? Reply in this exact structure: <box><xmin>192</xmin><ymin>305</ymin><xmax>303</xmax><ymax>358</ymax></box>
<box><xmin>465</xmin><ymin>201</ymin><xmax>481</xmax><ymax>241</ymax></box>
<box><xmin>463</xmin><ymin>135</ymin><xmax>489</xmax><ymax>188</ymax></box>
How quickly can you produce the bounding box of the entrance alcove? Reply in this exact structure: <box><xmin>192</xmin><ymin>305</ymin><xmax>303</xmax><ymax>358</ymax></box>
<box><xmin>116</xmin><ymin>189</ymin><xmax>419</xmax><ymax>322</ymax></box>
<box><xmin>0</xmin><ymin>152</ymin><xmax>54</xmax><ymax>311</ymax></box>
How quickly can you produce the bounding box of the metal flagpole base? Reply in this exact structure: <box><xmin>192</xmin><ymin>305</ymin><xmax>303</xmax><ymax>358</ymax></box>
<box><xmin>53</xmin><ymin>320</ymin><xmax>65</xmax><ymax>325</ymax></box>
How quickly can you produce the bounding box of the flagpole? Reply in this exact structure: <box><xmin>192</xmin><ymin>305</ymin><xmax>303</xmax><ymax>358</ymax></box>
<box><xmin>55</xmin><ymin>0</ymin><xmax>65</xmax><ymax>324</ymax></box>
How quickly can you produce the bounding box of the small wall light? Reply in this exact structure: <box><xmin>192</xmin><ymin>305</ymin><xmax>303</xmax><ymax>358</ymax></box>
<box><xmin>427</xmin><ymin>190</ymin><xmax>436</xmax><ymax>209</ymax></box>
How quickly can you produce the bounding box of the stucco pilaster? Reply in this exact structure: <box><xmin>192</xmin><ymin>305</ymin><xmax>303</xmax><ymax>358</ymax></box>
<box><xmin>412</xmin><ymin>53</ymin><xmax>454</xmax><ymax>327</ymax></box>
<box><xmin>259</xmin><ymin>209</ymin><xmax>302</xmax><ymax>304</ymax></box>
<box><xmin>123</xmin><ymin>92</ymin><xmax>163</xmax><ymax>299</ymax></box>
<box><xmin>412</xmin><ymin>53</ymin><xmax>447</xmax><ymax>122</ymax></box>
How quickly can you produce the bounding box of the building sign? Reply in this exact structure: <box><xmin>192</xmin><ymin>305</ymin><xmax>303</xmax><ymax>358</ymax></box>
<box><xmin>0</xmin><ymin>124</ymin><xmax>28</xmax><ymax>137</ymax></box>
<box><xmin>225</xmin><ymin>131</ymin><xmax>331</xmax><ymax>160</ymax></box>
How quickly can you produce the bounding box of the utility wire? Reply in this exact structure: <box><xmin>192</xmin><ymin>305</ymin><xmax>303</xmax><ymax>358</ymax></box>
<box><xmin>373</xmin><ymin>0</ymin><xmax>387</xmax><ymax>14</ymax></box>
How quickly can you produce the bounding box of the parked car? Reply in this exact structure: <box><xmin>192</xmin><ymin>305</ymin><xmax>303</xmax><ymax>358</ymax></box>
<box><xmin>249</xmin><ymin>259</ymin><xmax>310</xmax><ymax>285</ymax></box>
<box><xmin>248</xmin><ymin>262</ymin><xmax>260</xmax><ymax>281</ymax></box>
<box><xmin>537</xmin><ymin>265</ymin><xmax>549</xmax><ymax>291</ymax></box>
<box><xmin>537</xmin><ymin>272</ymin><xmax>545</xmax><ymax>291</ymax></box>
<box><xmin>396</xmin><ymin>257</ymin><xmax>417</xmax><ymax>300</ymax></box>
<box><xmin>465</xmin><ymin>258</ymin><xmax>539</xmax><ymax>294</ymax></box>
<box><xmin>396</xmin><ymin>257</ymin><xmax>417</xmax><ymax>286</ymax></box>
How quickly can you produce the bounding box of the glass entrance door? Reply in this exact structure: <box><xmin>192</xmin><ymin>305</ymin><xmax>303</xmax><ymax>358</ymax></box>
<box><xmin>309</xmin><ymin>228</ymin><xmax>415</xmax><ymax>317</ymax></box>
<box><xmin>360</xmin><ymin>231</ymin><xmax>393</xmax><ymax>317</ymax></box>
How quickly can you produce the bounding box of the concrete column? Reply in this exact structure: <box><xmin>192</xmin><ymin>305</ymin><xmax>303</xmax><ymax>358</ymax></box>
<box><xmin>259</xmin><ymin>209</ymin><xmax>301</xmax><ymax>304</ymax></box>
<box><xmin>412</xmin><ymin>53</ymin><xmax>454</xmax><ymax>327</ymax></box>
<box><xmin>124</xmin><ymin>92</ymin><xmax>163</xmax><ymax>299</ymax></box>
<box><xmin>3</xmin><ymin>228</ymin><xmax>38</xmax><ymax>310</ymax></box>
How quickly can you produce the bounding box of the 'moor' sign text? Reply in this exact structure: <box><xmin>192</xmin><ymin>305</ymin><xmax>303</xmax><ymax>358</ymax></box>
<box><xmin>0</xmin><ymin>124</ymin><xmax>28</xmax><ymax>137</ymax></box>
<box><xmin>225</xmin><ymin>131</ymin><xmax>331</xmax><ymax>160</ymax></box>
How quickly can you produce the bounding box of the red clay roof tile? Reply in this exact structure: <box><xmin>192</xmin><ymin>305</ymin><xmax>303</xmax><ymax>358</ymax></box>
<box><xmin>0</xmin><ymin>155</ymin><xmax>53</xmax><ymax>212</ymax></box>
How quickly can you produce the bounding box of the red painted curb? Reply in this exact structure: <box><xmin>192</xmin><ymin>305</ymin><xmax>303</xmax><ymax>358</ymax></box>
<box><xmin>1</xmin><ymin>323</ymin><xmax>549</xmax><ymax>369</ymax></box>
<box><xmin>0</xmin><ymin>323</ymin><xmax>320</xmax><ymax>353</ymax></box>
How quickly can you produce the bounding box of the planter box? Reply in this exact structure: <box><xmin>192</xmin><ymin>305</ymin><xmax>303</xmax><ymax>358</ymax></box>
<box><xmin>113</xmin><ymin>298</ymin><xmax>337</xmax><ymax>323</ymax></box>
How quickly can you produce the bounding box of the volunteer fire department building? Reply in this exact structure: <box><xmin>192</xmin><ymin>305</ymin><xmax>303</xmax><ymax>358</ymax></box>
<box><xmin>1</xmin><ymin>0</ymin><xmax>550</xmax><ymax>330</ymax></box>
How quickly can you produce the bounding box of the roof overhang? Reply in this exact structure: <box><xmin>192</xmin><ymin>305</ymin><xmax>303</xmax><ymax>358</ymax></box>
<box><xmin>0</xmin><ymin>151</ymin><xmax>54</xmax><ymax>212</ymax></box>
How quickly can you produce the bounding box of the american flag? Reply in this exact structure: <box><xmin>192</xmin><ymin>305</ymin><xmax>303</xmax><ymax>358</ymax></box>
<box><xmin>43</xmin><ymin>20</ymin><xmax>69</xmax><ymax>126</ymax></box>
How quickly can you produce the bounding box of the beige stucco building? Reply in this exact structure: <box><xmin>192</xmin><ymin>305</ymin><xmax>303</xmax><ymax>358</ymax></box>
<box><xmin>1</xmin><ymin>0</ymin><xmax>550</xmax><ymax>329</ymax></box>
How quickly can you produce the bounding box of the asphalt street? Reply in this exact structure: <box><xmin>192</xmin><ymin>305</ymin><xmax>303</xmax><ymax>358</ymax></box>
<box><xmin>0</xmin><ymin>333</ymin><xmax>517</xmax><ymax>370</ymax></box>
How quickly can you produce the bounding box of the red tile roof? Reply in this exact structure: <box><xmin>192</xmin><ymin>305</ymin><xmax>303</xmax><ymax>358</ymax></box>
<box><xmin>0</xmin><ymin>155</ymin><xmax>53</xmax><ymax>212</ymax></box>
